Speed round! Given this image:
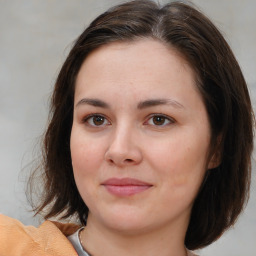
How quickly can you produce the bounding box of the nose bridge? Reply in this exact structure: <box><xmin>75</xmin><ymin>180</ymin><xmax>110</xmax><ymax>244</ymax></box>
<box><xmin>113</xmin><ymin>121</ymin><xmax>133</xmax><ymax>146</ymax></box>
<box><xmin>105</xmin><ymin>120</ymin><xmax>142</xmax><ymax>166</ymax></box>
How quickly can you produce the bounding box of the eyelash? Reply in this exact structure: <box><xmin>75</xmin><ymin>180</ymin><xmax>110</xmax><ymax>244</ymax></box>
<box><xmin>82</xmin><ymin>114</ymin><xmax>110</xmax><ymax>127</ymax></box>
<box><xmin>144</xmin><ymin>114</ymin><xmax>175</xmax><ymax>127</ymax></box>
<box><xmin>82</xmin><ymin>114</ymin><xmax>175</xmax><ymax>128</ymax></box>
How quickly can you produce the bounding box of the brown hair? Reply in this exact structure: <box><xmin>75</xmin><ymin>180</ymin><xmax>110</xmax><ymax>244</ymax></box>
<box><xmin>30</xmin><ymin>0</ymin><xmax>254</xmax><ymax>250</ymax></box>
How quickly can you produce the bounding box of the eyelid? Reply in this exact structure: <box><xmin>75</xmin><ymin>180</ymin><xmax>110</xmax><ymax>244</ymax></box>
<box><xmin>144</xmin><ymin>114</ymin><xmax>176</xmax><ymax>126</ymax></box>
<box><xmin>82</xmin><ymin>113</ymin><xmax>111</xmax><ymax>127</ymax></box>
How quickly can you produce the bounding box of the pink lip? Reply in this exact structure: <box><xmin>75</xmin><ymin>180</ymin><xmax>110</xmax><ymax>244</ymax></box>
<box><xmin>101</xmin><ymin>178</ymin><xmax>152</xmax><ymax>196</ymax></box>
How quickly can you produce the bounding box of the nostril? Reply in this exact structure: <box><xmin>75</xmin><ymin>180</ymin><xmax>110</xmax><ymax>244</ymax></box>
<box><xmin>108</xmin><ymin>159</ymin><xmax>114</xmax><ymax>164</ymax></box>
<box><xmin>125</xmin><ymin>159</ymin><xmax>133</xmax><ymax>163</ymax></box>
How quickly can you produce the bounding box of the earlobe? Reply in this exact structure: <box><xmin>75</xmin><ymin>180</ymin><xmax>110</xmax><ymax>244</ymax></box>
<box><xmin>207</xmin><ymin>152</ymin><xmax>221</xmax><ymax>169</ymax></box>
<box><xmin>207</xmin><ymin>135</ymin><xmax>222</xmax><ymax>169</ymax></box>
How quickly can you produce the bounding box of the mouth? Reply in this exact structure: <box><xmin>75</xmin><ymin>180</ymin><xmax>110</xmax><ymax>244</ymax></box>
<box><xmin>101</xmin><ymin>178</ymin><xmax>153</xmax><ymax>196</ymax></box>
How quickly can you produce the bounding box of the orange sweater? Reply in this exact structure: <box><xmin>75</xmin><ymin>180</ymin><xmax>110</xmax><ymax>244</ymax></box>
<box><xmin>0</xmin><ymin>214</ymin><xmax>80</xmax><ymax>256</ymax></box>
<box><xmin>0</xmin><ymin>214</ymin><xmax>199</xmax><ymax>256</ymax></box>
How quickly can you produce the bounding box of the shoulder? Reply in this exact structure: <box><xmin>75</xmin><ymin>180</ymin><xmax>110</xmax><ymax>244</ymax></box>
<box><xmin>0</xmin><ymin>214</ymin><xmax>79</xmax><ymax>256</ymax></box>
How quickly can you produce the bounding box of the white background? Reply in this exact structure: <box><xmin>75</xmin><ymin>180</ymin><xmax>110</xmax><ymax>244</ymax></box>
<box><xmin>0</xmin><ymin>1</ymin><xmax>255</xmax><ymax>255</ymax></box>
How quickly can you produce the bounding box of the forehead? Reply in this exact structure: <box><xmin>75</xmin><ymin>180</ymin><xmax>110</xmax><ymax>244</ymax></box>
<box><xmin>75</xmin><ymin>39</ymin><xmax>197</xmax><ymax>97</ymax></box>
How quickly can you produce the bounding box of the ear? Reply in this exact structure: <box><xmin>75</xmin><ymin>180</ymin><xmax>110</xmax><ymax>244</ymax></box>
<box><xmin>207</xmin><ymin>151</ymin><xmax>221</xmax><ymax>169</ymax></box>
<box><xmin>207</xmin><ymin>136</ymin><xmax>222</xmax><ymax>169</ymax></box>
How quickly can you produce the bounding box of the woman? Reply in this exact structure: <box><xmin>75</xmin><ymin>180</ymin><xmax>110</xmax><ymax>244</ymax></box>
<box><xmin>0</xmin><ymin>1</ymin><xmax>253</xmax><ymax>255</ymax></box>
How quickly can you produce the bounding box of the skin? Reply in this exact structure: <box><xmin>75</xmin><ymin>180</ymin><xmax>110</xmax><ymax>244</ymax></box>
<box><xmin>70</xmin><ymin>39</ymin><xmax>214</xmax><ymax>256</ymax></box>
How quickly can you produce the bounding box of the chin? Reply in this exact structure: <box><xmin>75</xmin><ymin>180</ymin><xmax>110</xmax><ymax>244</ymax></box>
<box><xmin>96</xmin><ymin>208</ymin><xmax>154</xmax><ymax>234</ymax></box>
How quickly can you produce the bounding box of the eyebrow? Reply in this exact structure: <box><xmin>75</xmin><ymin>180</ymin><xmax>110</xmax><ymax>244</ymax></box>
<box><xmin>137</xmin><ymin>99</ymin><xmax>185</xmax><ymax>109</ymax></box>
<box><xmin>75</xmin><ymin>98</ymin><xmax>110</xmax><ymax>108</ymax></box>
<box><xmin>75</xmin><ymin>98</ymin><xmax>184</xmax><ymax>109</ymax></box>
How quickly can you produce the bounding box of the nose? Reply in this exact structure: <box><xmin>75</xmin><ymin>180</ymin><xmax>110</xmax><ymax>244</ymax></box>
<box><xmin>104</xmin><ymin>126</ymin><xmax>143</xmax><ymax>167</ymax></box>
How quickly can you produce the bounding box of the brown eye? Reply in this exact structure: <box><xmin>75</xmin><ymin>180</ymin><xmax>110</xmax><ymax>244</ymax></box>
<box><xmin>152</xmin><ymin>116</ymin><xmax>166</xmax><ymax>125</ymax></box>
<box><xmin>146</xmin><ymin>114</ymin><xmax>174</xmax><ymax>127</ymax></box>
<box><xmin>93</xmin><ymin>116</ymin><xmax>105</xmax><ymax>126</ymax></box>
<box><xmin>84</xmin><ymin>115</ymin><xmax>110</xmax><ymax>127</ymax></box>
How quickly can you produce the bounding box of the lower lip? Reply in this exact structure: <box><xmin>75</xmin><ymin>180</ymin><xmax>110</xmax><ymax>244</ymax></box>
<box><xmin>103</xmin><ymin>185</ymin><xmax>152</xmax><ymax>196</ymax></box>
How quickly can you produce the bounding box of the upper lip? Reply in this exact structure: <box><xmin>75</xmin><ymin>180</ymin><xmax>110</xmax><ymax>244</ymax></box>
<box><xmin>101</xmin><ymin>178</ymin><xmax>152</xmax><ymax>186</ymax></box>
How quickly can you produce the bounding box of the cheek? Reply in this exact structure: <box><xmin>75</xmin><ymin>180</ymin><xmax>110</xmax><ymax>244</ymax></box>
<box><xmin>70</xmin><ymin>132</ymin><xmax>104</xmax><ymax>205</ymax></box>
<box><xmin>147</xmin><ymin>135</ymin><xmax>208</xmax><ymax>188</ymax></box>
<box><xmin>70</xmin><ymin>131</ymin><xmax>103</xmax><ymax>177</ymax></box>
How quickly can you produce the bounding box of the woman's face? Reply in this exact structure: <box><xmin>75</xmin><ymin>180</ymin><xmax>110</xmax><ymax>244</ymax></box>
<box><xmin>70</xmin><ymin>39</ymin><xmax>213</xmax><ymax>234</ymax></box>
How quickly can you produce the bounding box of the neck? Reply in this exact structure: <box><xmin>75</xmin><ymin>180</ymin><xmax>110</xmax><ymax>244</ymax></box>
<box><xmin>80</xmin><ymin>215</ymin><xmax>189</xmax><ymax>256</ymax></box>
